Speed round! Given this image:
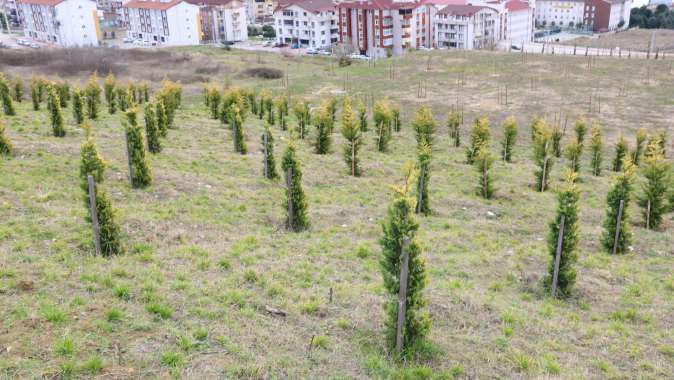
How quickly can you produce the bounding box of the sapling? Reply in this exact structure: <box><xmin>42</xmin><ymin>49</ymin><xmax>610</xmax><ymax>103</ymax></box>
<box><xmin>261</xmin><ymin>123</ymin><xmax>278</xmax><ymax>179</ymax></box>
<box><xmin>638</xmin><ymin>139</ymin><xmax>670</xmax><ymax>229</ymax></box>
<box><xmin>501</xmin><ymin>116</ymin><xmax>517</xmax><ymax>162</ymax></box>
<box><xmin>0</xmin><ymin>118</ymin><xmax>13</xmax><ymax>156</ymax></box>
<box><xmin>231</xmin><ymin>105</ymin><xmax>247</xmax><ymax>154</ymax></box>
<box><xmin>144</xmin><ymin>102</ymin><xmax>161</xmax><ymax>154</ymax></box>
<box><xmin>356</xmin><ymin>100</ymin><xmax>368</xmax><ymax>132</ymax></box>
<box><xmin>84</xmin><ymin>72</ymin><xmax>101</xmax><ymax>120</ymax></box>
<box><xmin>124</xmin><ymin>108</ymin><xmax>152</xmax><ymax>188</ymax></box>
<box><xmin>416</xmin><ymin>142</ymin><xmax>432</xmax><ymax>215</ymax></box>
<box><xmin>466</xmin><ymin>117</ymin><xmax>490</xmax><ymax>164</ymax></box>
<box><xmin>533</xmin><ymin>122</ymin><xmax>554</xmax><ymax>191</ymax></box>
<box><xmin>565</xmin><ymin>137</ymin><xmax>582</xmax><ymax>174</ymax></box>
<box><xmin>475</xmin><ymin>145</ymin><xmax>495</xmax><ymax>199</ymax></box>
<box><xmin>544</xmin><ymin>171</ymin><xmax>580</xmax><ymax>297</ymax></box>
<box><xmin>447</xmin><ymin>110</ymin><xmax>461</xmax><ymax>147</ymax></box>
<box><xmin>282</xmin><ymin>142</ymin><xmax>309</xmax><ymax>231</ymax></box>
<box><xmin>411</xmin><ymin>106</ymin><xmax>436</xmax><ymax>149</ymax></box>
<box><xmin>379</xmin><ymin>164</ymin><xmax>429</xmax><ymax>354</ymax></box>
<box><xmin>72</xmin><ymin>87</ymin><xmax>84</xmax><ymax>125</ymax></box>
<box><xmin>47</xmin><ymin>86</ymin><xmax>65</xmax><ymax>137</ymax></box>
<box><xmin>341</xmin><ymin>97</ymin><xmax>362</xmax><ymax>176</ymax></box>
<box><xmin>313</xmin><ymin>101</ymin><xmax>332</xmax><ymax>154</ymax></box>
<box><xmin>632</xmin><ymin>128</ymin><xmax>647</xmax><ymax>165</ymax></box>
<box><xmin>612</xmin><ymin>134</ymin><xmax>629</xmax><ymax>172</ymax></box>
<box><xmin>601</xmin><ymin>159</ymin><xmax>635</xmax><ymax>254</ymax></box>
<box><xmin>589</xmin><ymin>123</ymin><xmax>603</xmax><ymax>176</ymax></box>
<box><xmin>374</xmin><ymin>100</ymin><xmax>392</xmax><ymax>152</ymax></box>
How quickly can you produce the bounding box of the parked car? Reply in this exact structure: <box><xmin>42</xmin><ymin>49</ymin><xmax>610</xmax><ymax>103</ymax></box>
<box><xmin>17</xmin><ymin>39</ymin><xmax>28</xmax><ymax>46</ymax></box>
<box><xmin>510</xmin><ymin>44</ymin><xmax>521</xmax><ymax>51</ymax></box>
<box><xmin>123</xmin><ymin>37</ymin><xmax>134</xmax><ymax>43</ymax></box>
<box><xmin>349</xmin><ymin>53</ymin><xmax>370</xmax><ymax>61</ymax></box>
<box><xmin>29</xmin><ymin>43</ymin><xmax>39</xmax><ymax>49</ymax></box>
<box><xmin>318</xmin><ymin>50</ymin><xmax>332</xmax><ymax>56</ymax></box>
<box><xmin>263</xmin><ymin>41</ymin><xmax>273</xmax><ymax>47</ymax></box>
<box><xmin>305</xmin><ymin>47</ymin><xmax>319</xmax><ymax>55</ymax></box>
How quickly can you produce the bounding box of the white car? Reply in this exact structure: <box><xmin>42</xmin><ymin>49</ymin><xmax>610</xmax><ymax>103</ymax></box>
<box><xmin>123</xmin><ymin>37</ymin><xmax>134</xmax><ymax>43</ymax></box>
<box><xmin>29</xmin><ymin>43</ymin><xmax>39</xmax><ymax>49</ymax></box>
<box><xmin>17</xmin><ymin>39</ymin><xmax>28</xmax><ymax>46</ymax></box>
<box><xmin>305</xmin><ymin>48</ymin><xmax>319</xmax><ymax>55</ymax></box>
<box><xmin>349</xmin><ymin>53</ymin><xmax>370</xmax><ymax>60</ymax></box>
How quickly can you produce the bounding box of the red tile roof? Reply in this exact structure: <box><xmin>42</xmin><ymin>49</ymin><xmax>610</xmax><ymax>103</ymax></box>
<box><xmin>437</xmin><ymin>4</ymin><xmax>487</xmax><ymax>16</ymax></box>
<box><xmin>422</xmin><ymin>0</ymin><xmax>467</xmax><ymax>5</ymax></box>
<box><xmin>185</xmin><ymin>0</ymin><xmax>240</xmax><ymax>6</ymax></box>
<box><xmin>505</xmin><ymin>0</ymin><xmax>529</xmax><ymax>12</ymax></box>
<box><xmin>17</xmin><ymin>0</ymin><xmax>65</xmax><ymax>6</ymax></box>
<box><xmin>276</xmin><ymin>0</ymin><xmax>336</xmax><ymax>13</ymax></box>
<box><xmin>124</xmin><ymin>0</ymin><xmax>184</xmax><ymax>10</ymax></box>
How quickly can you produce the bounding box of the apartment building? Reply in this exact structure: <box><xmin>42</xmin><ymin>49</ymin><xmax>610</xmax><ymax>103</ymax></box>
<box><xmin>187</xmin><ymin>0</ymin><xmax>248</xmax><ymax>42</ymax></box>
<box><xmin>534</xmin><ymin>0</ymin><xmax>584</xmax><ymax>27</ymax></box>
<box><xmin>435</xmin><ymin>4</ymin><xmax>498</xmax><ymax>49</ymax></box>
<box><xmin>16</xmin><ymin>0</ymin><xmax>100</xmax><ymax>46</ymax></box>
<box><xmin>123</xmin><ymin>0</ymin><xmax>200</xmax><ymax>45</ymax></box>
<box><xmin>1</xmin><ymin>0</ymin><xmax>19</xmax><ymax>28</ymax></box>
<box><xmin>274</xmin><ymin>0</ymin><xmax>338</xmax><ymax>49</ymax></box>
<box><xmin>246</xmin><ymin>0</ymin><xmax>274</xmax><ymax>23</ymax></box>
<box><xmin>504</xmin><ymin>0</ymin><xmax>532</xmax><ymax>44</ymax></box>
<box><xmin>338</xmin><ymin>0</ymin><xmax>436</xmax><ymax>57</ymax></box>
<box><xmin>583</xmin><ymin>0</ymin><xmax>630</xmax><ymax>31</ymax></box>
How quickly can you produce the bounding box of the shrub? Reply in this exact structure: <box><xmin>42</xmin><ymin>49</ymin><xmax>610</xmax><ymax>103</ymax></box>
<box><xmin>124</xmin><ymin>109</ymin><xmax>152</xmax><ymax>188</ymax></box>
<box><xmin>12</xmin><ymin>77</ymin><xmax>22</xmax><ymax>102</ymax></box>
<box><xmin>565</xmin><ymin>138</ymin><xmax>582</xmax><ymax>174</ymax></box>
<box><xmin>231</xmin><ymin>105</ymin><xmax>247</xmax><ymax>154</ymax></box>
<box><xmin>146</xmin><ymin>302</ymin><xmax>173</xmax><ymax>319</ymax></box>
<box><xmin>501</xmin><ymin>116</ymin><xmax>517</xmax><ymax>162</ymax></box>
<box><xmin>92</xmin><ymin>187</ymin><xmax>122</xmax><ymax>257</ymax></box>
<box><xmin>601</xmin><ymin>160</ymin><xmax>635</xmax><ymax>254</ymax></box>
<box><xmin>221</xmin><ymin>87</ymin><xmax>246</xmax><ymax>126</ymax></box>
<box><xmin>114</xmin><ymin>86</ymin><xmax>129</xmax><ymax>112</ymax></box>
<box><xmin>282</xmin><ymin>143</ymin><xmax>309</xmax><ymax>231</ymax></box>
<box><xmin>103</xmin><ymin>73</ymin><xmax>116</xmax><ymax>114</ymax></box>
<box><xmin>276</xmin><ymin>96</ymin><xmax>288</xmax><ymax>130</ymax></box>
<box><xmin>416</xmin><ymin>142</ymin><xmax>432</xmax><ymax>215</ymax></box>
<box><xmin>638</xmin><ymin>140</ymin><xmax>670</xmax><ymax>229</ymax></box>
<box><xmin>79</xmin><ymin>124</ymin><xmax>106</xmax><ymax>188</ymax></box>
<box><xmin>391</xmin><ymin>105</ymin><xmax>401</xmax><ymax>132</ymax></box>
<box><xmin>411</xmin><ymin>106</ymin><xmax>436</xmax><ymax>149</ymax></box>
<box><xmin>632</xmin><ymin>128</ymin><xmax>647</xmax><ymax>166</ymax></box>
<box><xmin>0</xmin><ymin>73</ymin><xmax>15</xmax><ymax>116</ymax></box>
<box><xmin>144</xmin><ymin>102</ymin><xmax>161</xmax><ymax>154</ymax></box>
<box><xmin>341</xmin><ymin>97</ymin><xmax>362</xmax><ymax>176</ymax></box>
<box><xmin>551</xmin><ymin>125</ymin><xmax>563</xmax><ymax>158</ymax></box>
<box><xmin>589</xmin><ymin>123</ymin><xmax>603</xmax><ymax>176</ymax></box>
<box><xmin>155</xmin><ymin>100</ymin><xmax>168</xmax><ymax>137</ymax></box>
<box><xmin>84</xmin><ymin>72</ymin><xmax>101</xmax><ymax>119</ymax></box>
<box><xmin>244</xmin><ymin>67</ymin><xmax>283</xmax><ymax>79</ymax></box>
<box><xmin>29</xmin><ymin>78</ymin><xmax>41</xmax><ymax>111</ymax></box>
<box><xmin>373</xmin><ymin>100</ymin><xmax>392</xmax><ymax>152</ymax></box>
<box><xmin>475</xmin><ymin>145</ymin><xmax>495</xmax><ymax>199</ymax></box>
<box><xmin>533</xmin><ymin>121</ymin><xmax>554</xmax><ymax>191</ymax></box>
<box><xmin>71</xmin><ymin>87</ymin><xmax>84</xmax><ymax>125</ymax></box>
<box><xmin>380</xmin><ymin>166</ymin><xmax>429</xmax><ymax>355</ymax></box>
<box><xmin>207</xmin><ymin>87</ymin><xmax>221</xmax><ymax>119</ymax></box>
<box><xmin>56</xmin><ymin>81</ymin><xmax>70</xmax><ymax>108</ymax></box>
<box><xmin>326</xmin><ymin>97</ymin><xmax>338</xmax><ymax>129</ymax></box>
<box><xmin>574</xmin><ymin>119</ymin><xmax>587</xmax><ymax>148</ymax></box>
<box><xmin>356</xmin><ymin>100</ymin><xmax>368</xmax><ymax>132</ymax></box>
<box><xmin>293</xmin><ymin>99</ymin><xmax>311</xmax><ymax>139</ymax></box>
<box><xmin>466</xmin><ymin>117</ymin><xmax>490</xmax><ymax>164</ymax></box>
<box><xmin>47</xmin><ymin>86</ymin><xmax>65</xmax><ymax>137</ymax></box>
<box><xmin>544</xmin><ymin>172</ymin><xmax>579</xmax><ymax>297</ymax></box>
<box><xmin>447</xmin><ymin>110</ymin><xmax>461</xmax><ymax>147</ymax></box>
<box><xmin>261</xmin><ymin>124</ymin><xmax>278</xmax><ymax>179</ymax></box>
<box><xmin>0</xmin><ymin>119</ymin><xmax>13</xmax><ymax>156</ymax></box>
<box><xmin>612</xmin><ymin>134</ymin><xmax>629</xmax><ymax>172</ymax></box>
<box><xmin>313</xmin><ymin>101</ymin><xmax>332</xmax><ymax>154</ymax></box>
<box><xmin>155</xmin><ymin>79</ymin><xmax>181</xmax><ymax>127</ymax></box>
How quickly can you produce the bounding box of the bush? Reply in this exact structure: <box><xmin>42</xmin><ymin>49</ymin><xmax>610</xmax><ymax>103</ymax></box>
<box><xmin>411</xmin><ymin>106</ymin><xmax>436</xmax><ymax>149</ymax></box>
<box><xmin>533</xmin><ymin>121</ymin><xmax>554</xmax><ymax>191</ymax></box>
<box><xmin>0</xmin><ymin>119</ymin><xmax>13</xmax><ymax>156</ymax></box>
<box><xmin>0</xmin><ymin>73</ymin><xmax>15</xmax><ymax>116</ymax></box>
<box><xmin>261</xmin><ymin>124</ymin><xmax>278</xmax><ymax>179</ymax></box>
<box><xmin>475</xmin><ymin>145</ymin><xmax>495</xmax><ymax>199</ymax></box>
<box><xmin>632</xmin><ymin>128</ymin><xmax>647</xmax><ymax>166</ymax></box>
<box><xmin>589</xmin><ymin>123</ymin><xmax>603</xmax><ymax>176</ymax></box>
<box><xmin>144</xmin><ymin>102</ymin><xmax>161</xmax><ymax>154</ymax></box>
<box><xmin>339</xmin><ymin>56</ymin><xmax>352</xmax><ymax>67</ymax></box>
<box><xmin>601</xmin><ymin>160</ymin><xmax>635</xmax><ymax>254</ymax></box>
<box><xmin>293</xmin><ymin>99</ymin><xmax>311</xmax><ymax>139</ymax></box>
<box><xmin>466</xmin><ymin>117</ymin><xmax>490</xmax><ymax>164</ymax></box>
<box><xmin>638</xmin><ymin>140</ymin><xmax>670</xmax><ymax>229</ymax></box>
<box><xmin>447</xmin><ymin>110</ymin><xmax>461</xmax><ymax>147</ymax></box>
<box><xmin>47</xmin><ymin>86</ymin><xmax>65</xmax><ymax>137</ymax></box>
<box><xmin>565</xmin><ymin>138</ymin><xmax>582</xmax><ymax>174</ymax></box>
<box><xmin>373</xmin><ymin>100</ymin><xmax>392</xmax><ymax>152</ymax></box>
<box><xmin>612</xmin><ymin>134</ymin><xmax>629</xmax><ymax>172</ymax></box>
<box><xmin>244</xmin><ymin>67</ymin><xmax>283</xmax><ymax>79</ymax></box>
<box><xmin>231</xmin><ymin>105</ymin><xmax>247</xmax><ymax>154</ymax></box>
<box><xmin>313</xmin><ymin>100</ymin><xmax>332</xmax><ymax>154</ymax></box>
<box><xmin>124</xmin><ymin>109</ymin><xmax>152</xmax><ymax>188</ymax></box>
<box><xmin>84</xmin><ymin>72</ymin><xmax>101</xmax><ymax>120</ymax></box>
<box><xmin>416</xmin><ymin>142</ymin><xmax>432</xmax><ymax>214</ymax></box>
<box><xmin>501</xmin><ymin>117</ymin><xmax>517</xmax><ymax>162</ymax></box>
<box><xmin>104</xmin><ymin>72</ymin><xmax>116</xmax><ymax>114</ymax></box>
<box><xmin>72</xmin><ymin>87</ymin><xmax>84</xmax><ymax>125</ymax></box>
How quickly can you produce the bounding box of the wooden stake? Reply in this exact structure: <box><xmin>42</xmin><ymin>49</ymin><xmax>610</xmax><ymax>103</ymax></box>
<box><xmin>612</xmin><ymin>199</ymin><xmax>625</xmax><ymax>255</ymax></box>
<box><xmin>395</xmin><ymin>237</ymin><xmax>411</xmax><ymax>355</ymax></box>
<box><xmin>263</xmin><ymin>132</ymin><xmax>269</xmax><ymax>178</ymax></box>
<box><xmin>87</xmin><ymin>175</ymin><xmax>102</xmax><ymax>256</ymax></box>
<box><xmin>416</xmin><ymin>167</ymin><xmax>425</xmax><ymax>214</ymax></box>
<box><xmin>551</xmin><ymin>215</ymin><xmax>565</xmax><ymax>298</ymax></box>
<box><xmin>646</xmin><ymin>200</ymin><xmax>651</xmax><ymax>230</ymax></box>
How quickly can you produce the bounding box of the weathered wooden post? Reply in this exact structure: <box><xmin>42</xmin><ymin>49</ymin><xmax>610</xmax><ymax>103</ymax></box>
<box><xmin>646</xmin><ymin>200</ymin><xmax>651</xmax><ymax>230</ymax></box>
<box><xmin>551</xmin><ymin>215</ymin><xmax>566</xmax><ymax>298</ymax></box>
<box><xmin>612</xmin><ymin>199</ymin><xmax>625</xmax><ymax>255</ymax></box>
<box><xmin>351</xmin><ymin>141</ymin><xmax>356</xmax><ymax>176</ymax></box>
<box><xmin>87</xmin><ymin>175</ymin><xmax>102</xmax><ymax>256</ymax></box>
<box><xmin>395</xmin><ymin>236</ymin><xmax>411</xmax><ymax>355</ymax></box>
<box><xmin>286</xmin><ymin>167</ymin><xmax>294</xmax><ymax>230</ymax></box>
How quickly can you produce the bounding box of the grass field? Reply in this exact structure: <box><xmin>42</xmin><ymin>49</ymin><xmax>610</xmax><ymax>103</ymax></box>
<box><xmin>566</xmin><ymin>29</ymin><xmax>674</xmax><ymax>52</ymax></box>
<box><xmin>1</xmin><ymin>47</ymin><xmax>674</xmax><ymax>379</ymax></box>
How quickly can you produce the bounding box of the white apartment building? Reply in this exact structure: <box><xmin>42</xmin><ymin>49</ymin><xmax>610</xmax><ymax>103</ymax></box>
<box><xmin>1</xmin><ymin>0</ymin><xmax>19</xmax><ymax>28</ymax></box>
<box><xmin>188</xmin><ymin>0</ymin><xmax>248</xmax><ymax>43</ymax></box>
<box><xmin>274</xmin><ymin>0</ymin><xmax>338</xmax><ymax>49</ymax></box>
<box><xmin>123</xmin><ymin>0</ymin><xmax>200</xmax><ymax>45</ymax></box>
<box><xmin>534</xmin><ymin>0</ymin><xmax>584</xmax><ymax>27</ymax></box>
<box><xmin>16</xmin><ymin>0</ymin><xmax>100</xmax><ymax>46</ymax></box>
<box><xmin>504</xmin><ymin>0</ymin><xmax>533</xmax><ymax>44</ymax></box>
<box><xmin>435</xmin><ymin>5</ymin><xmax>498</xmax><ymax>49</ymax></box>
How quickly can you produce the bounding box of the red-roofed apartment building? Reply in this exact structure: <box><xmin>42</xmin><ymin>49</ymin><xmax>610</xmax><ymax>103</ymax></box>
<box><xmin>273</xmin><ymin>0</ymin><xmax>338</xmax><ymax>48</ymax></box>
<box><xmin>337</xmin><ymin>0</ymin><xmax>438</xmax><ymax>57</ymax></box>
<box><xmin>583</xmin><ymin>0</ymin><xmax>630</xmax><ymax>31</ymax></box>
<box><xmin>16</xmin><ymin>0</ymin><xmax>100</xmax><ymax>46</ymax></box>
<box><xmin>504</xmin><ymin>0</ymin><xmax>533</xmax><ymax>45</ymax></box>
<box><xmin>122</xmin><ymin>0</ymin><xmax>201</xmax><ymax>45</ymax></box>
